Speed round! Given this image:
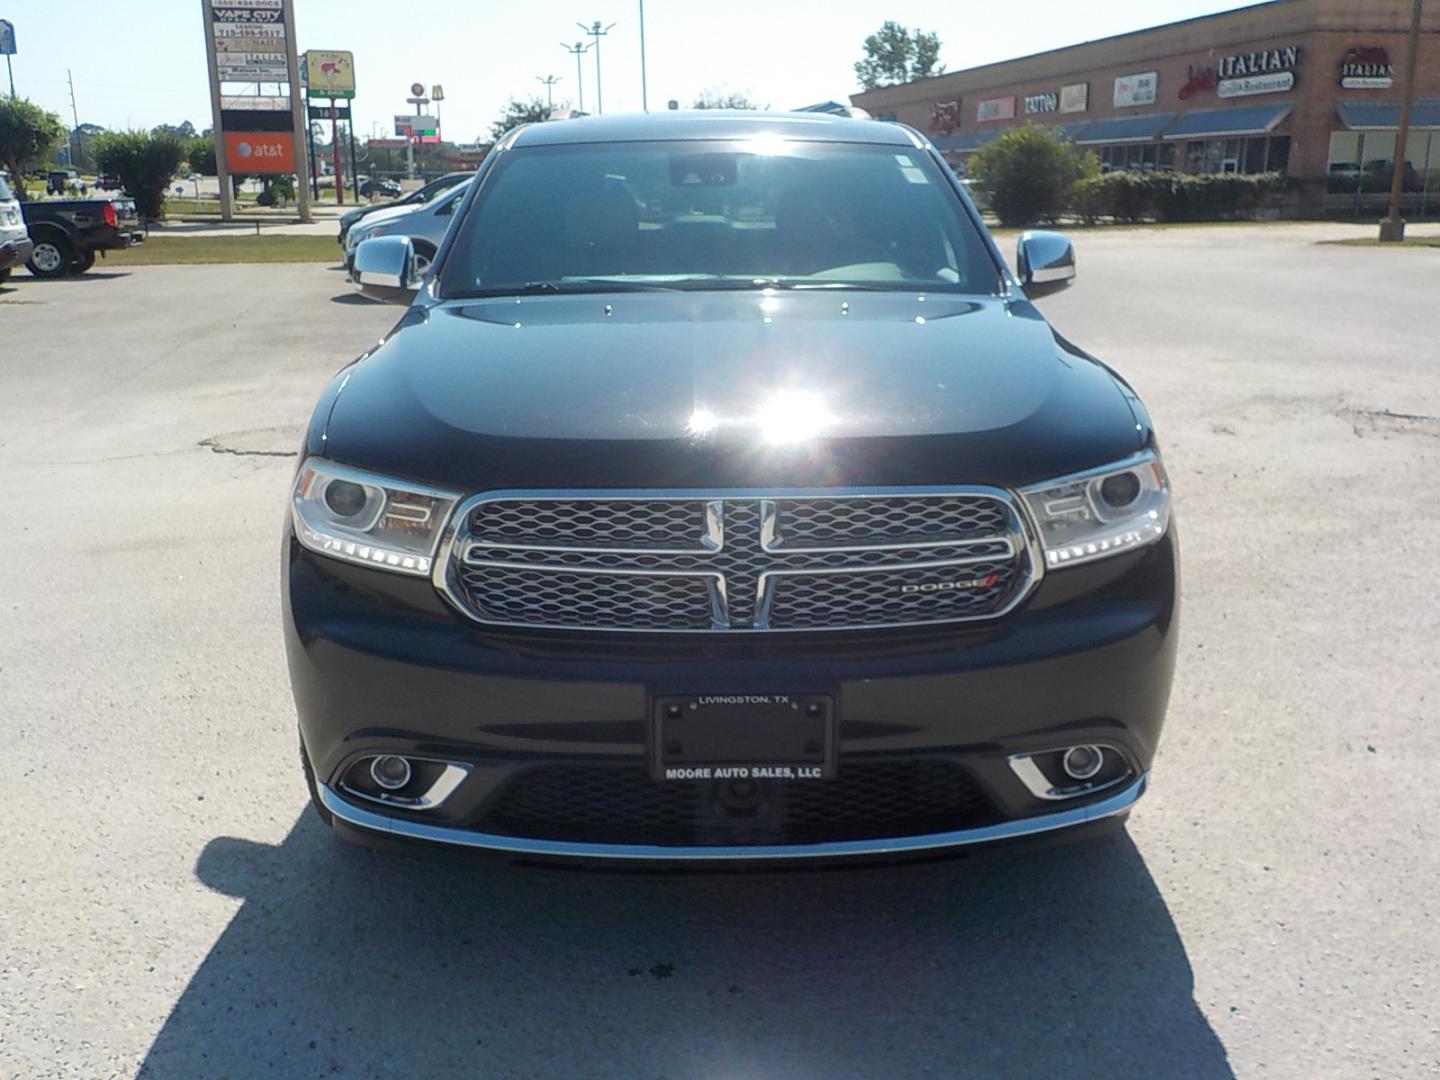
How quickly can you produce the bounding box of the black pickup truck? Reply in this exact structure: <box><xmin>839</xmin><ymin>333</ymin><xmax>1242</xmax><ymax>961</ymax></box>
<box><xmin>20</xmin><ymin>196</ymin><xmax>144</xmax><ymax>278</ymax></box>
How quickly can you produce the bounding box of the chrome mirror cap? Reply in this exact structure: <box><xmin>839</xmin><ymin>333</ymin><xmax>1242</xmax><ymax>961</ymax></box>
<box><xmin>1016</xmin><ymin>230</ymin><xmax>1076</xmax><ymax>294</ymax></box>
<box><xmin>354</xmin><ymin>235</ymin><xmax>420</xmax><ymax>304</ymax></box>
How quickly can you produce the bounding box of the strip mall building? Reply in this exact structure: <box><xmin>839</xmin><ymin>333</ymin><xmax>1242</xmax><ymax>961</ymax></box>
<box><xmin>850</xmin><ymin>0</ymin><xmax>1440</xmax><ymax>216</ymax></box>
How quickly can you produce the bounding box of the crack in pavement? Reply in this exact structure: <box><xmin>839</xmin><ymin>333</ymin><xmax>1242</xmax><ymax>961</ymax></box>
<box><xmin>198</xmin><ymin>437</ymin><xmax>298</xmax><ymax>458</ymax></box>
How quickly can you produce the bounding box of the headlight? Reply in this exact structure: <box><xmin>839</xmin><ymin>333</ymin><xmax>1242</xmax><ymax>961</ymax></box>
<box><xmin>291</xmin><ymin>459</ymin><xmax>459</xmax><ymax>576</ymax></box>
<box><xmin>1020</xmin><ymin>451</ymin><xmax>1171</xmax><ymax>569</ymax></box>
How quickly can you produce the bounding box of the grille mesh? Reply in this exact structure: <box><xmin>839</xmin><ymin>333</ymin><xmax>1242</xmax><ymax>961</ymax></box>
<box><xmin>775</xmin><ymin>495</ymin><xmax>1010</xmax><ymax>547</ymax></box>
<box><xmin>480</xmin><ymin>760</ymin><xmax>999</xmax><ymax>846</ymax></box>
<box><xmin>448</xmin><ymin>491</ymin><xmax>1033</xmax><ymax>632</ymax></box>
<box><xmin>470</xmin><ymin>499</ymin><xmax>708</xmax><ymax>548</ymax></box>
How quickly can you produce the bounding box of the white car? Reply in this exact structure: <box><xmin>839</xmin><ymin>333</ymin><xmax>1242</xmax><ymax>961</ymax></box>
<box><xmin>345</xmin><ymin>178</ymin><xmax>472</xmax><ymax>278</ymax></box>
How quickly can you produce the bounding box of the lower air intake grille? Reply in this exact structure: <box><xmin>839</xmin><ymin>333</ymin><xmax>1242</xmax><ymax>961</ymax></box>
<box><xmin>478</xmin><ymin>760</ymin><xmax>1000</xmax><ymax>847</ymax></box>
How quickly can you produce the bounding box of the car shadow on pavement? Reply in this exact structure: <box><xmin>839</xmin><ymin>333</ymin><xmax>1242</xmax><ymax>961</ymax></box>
<box><xmin>331</xmin><ymin>291</ymin><xmax>382</xmax><ymax>305</ymax></box>
<box><xmin>19</xmin><ymin>271</ymin><xmax>132</xmax><ymax>283</ymax></box>
<box><xmin>139</xmin><ymin>817</ymin><xmax>1233</xmax><ymax>1079</ymax></box>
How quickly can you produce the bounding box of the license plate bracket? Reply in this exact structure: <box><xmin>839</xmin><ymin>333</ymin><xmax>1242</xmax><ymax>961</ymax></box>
<box><xmin>652</xmin><ymin>694</ymin><xmax>836</xmax><ymax>781</ymax></box>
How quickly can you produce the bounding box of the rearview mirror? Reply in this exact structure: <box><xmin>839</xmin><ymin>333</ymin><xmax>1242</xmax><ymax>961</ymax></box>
<box><xmin>354</xmin><ymin>235</ymin><xmax>420</xmax><ymax>305</ymax></box>
<box><xmin>1016</xmin><ymin>230</ymin><xmax>1076</xmax><ymax>295</ymax></box>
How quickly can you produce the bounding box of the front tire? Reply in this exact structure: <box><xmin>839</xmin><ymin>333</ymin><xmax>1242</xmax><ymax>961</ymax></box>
<box><xmin>27</xmin><ymin>236</ymin><xmax>74</xmax><ymax>278</ymax></box>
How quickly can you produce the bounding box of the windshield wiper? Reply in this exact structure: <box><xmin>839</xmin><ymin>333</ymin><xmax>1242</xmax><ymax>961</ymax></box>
<box><xmin>448</xmin><ymin>279</ymin><xmax>684</xmax><ymax>299</ymax></box>
<box><xmin>672</xmin><ymin>278</ymin><xmax>934</xmax><ymax>293</ymax></box>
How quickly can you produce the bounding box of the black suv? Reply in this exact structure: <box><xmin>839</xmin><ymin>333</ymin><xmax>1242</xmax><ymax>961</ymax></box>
<box><xmin>286</xmin><ymin>113</ymin><xmax>1178</xmax><ymax>861</ymax></box>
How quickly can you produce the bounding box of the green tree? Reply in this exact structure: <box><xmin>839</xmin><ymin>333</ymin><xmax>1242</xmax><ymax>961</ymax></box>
<box><xmin>151</xmin><ymin>121</ymin><xmax>197</xmax><ymax>141</ymax></box>
<box><xmin>0</xmin><ymin>97</ymin><xmax>67</xmax><ymax>200</ymax></box>
<box><xmin>490</xmin><ymin>97</ymin><xmax>551</xmax><ymax>142</ymax></box>
<box><xmin>854</xmin><ymin>22</ymin><xmax>944</xmax><ymax>91</ymax></box>
<box><xmin>95</xmin><ymin>130</ymin><xmax>187</xmax><ymax>221</ymax></box>
<box><xmin>72</xmin><ymin>122</ymin><xmax>108</xmax><ymax>173</ymax></box>
<box><xmin>692</xmin><ymin>88</ymin><xmax>766</xmax><ymax>110</ymax></box>
<box><xmin>969</xmin><ymin>125</ymin><xmax>1098</xmax><ymax>227</ymax></box>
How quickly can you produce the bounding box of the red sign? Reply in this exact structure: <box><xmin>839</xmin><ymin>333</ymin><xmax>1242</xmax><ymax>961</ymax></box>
<box><xmin>929</xmin><ymin>100</ymin><xmax>962</xmax><ymax>135</ymax></box>
<box><xmin>1179</xmin><ymin>65</ymin><xmax>1219</xmax><ymax>99</ymax></box>
<box><xmin>223</xmin><ymin>131</ymin><xmax>296</xmax><ymax>174</ymax></box>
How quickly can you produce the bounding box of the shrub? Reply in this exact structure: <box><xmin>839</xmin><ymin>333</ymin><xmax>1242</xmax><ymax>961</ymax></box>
<box><xmin>95</xmin><ymin>130</ymin><xmax>187</xmax><ymax>220</ymax></box>
<box><xmin>969</xmin><ymin>125</ymin><xmax>1097</xmax><ymax>227</ymax></box>
<box><xmin>1071</xmin><ymin>170</ymin><xmax>1287</xmax><ymax>224</ymax></box>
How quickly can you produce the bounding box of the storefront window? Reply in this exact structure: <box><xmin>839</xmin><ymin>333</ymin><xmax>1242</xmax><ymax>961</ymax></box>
<box><xmin>1187</xmin><ymin>136</ymin><xmax>1290</xmax><ymax>176</ymax></box>
<box><xmin>1095</xmin><ymin>142</ymin><xmax>1173</xmax><ymax>172</ymax></box>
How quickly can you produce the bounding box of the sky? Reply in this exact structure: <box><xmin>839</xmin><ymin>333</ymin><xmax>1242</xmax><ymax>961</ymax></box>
<box><xmin>7</xmin><ymin>0</ymin><xmax>1251</xmax><ymax>142</ymax></box>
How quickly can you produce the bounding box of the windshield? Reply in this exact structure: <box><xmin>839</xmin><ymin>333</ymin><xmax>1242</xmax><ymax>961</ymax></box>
<box><xmin>0</xmin><ymin>175</ymin><xmax>12</xmax><ymax>201</ymax></box>
<box><xmin>438</xmin><ymin>140</ymin><xmax>1001</xmax><ymax>298</ymax></box>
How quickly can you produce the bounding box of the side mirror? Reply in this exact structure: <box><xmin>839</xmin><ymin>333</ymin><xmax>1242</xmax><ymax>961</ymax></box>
<box><xmin>1016</xmin><ymin>230</ymin><xmax>1076</xmax><ymax>295</ymax></box>
<box><xmin>354</xmin><ymin>235</ymin><xmax>420</xmax><ymax>305</ymax></box>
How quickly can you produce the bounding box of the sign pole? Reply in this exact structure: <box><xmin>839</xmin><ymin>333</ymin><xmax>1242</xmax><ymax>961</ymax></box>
<box><xmin>200</xmin><ymin>0</ymin><xmax>235</xmax><ymax>222</ymax></box>
<box><xmin>348</xmin><ymin>119</ymin><xmax>359</xmax><ymax>202</ymax></box>
<box><xmin>305</xmin><ymin>89</ymin><xmax>319</xmax><ymax>199</ymax></box>
<box><xmin>330</xmin><ymin>98</ymin><xmax>343</xmax><ymax>205</ymax></box>
<box><xmin>281</xmin><ymin>0</ymin><xmax>311</xmax><ymax>222</ymax></box>
<box><xmin>5</xmin><ymin>54</ymin><xmax>13</xmax><ymax>99</ymax></box>
<box><xmin>1379</xmin><ymin>0</ymin><xmax>1423</xmax><ymax>242</ymax></box>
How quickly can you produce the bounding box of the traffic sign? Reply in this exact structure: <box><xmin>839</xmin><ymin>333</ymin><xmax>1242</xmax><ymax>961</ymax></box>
<box><xmin>0</xmin><ymin>19</ymin><xmax>17</xmax><ymax>55</ymax></box>
<box><xmin>410</xmin><ymin>82</ymin><xmax>425</xmax><ymax>97</ymax></box>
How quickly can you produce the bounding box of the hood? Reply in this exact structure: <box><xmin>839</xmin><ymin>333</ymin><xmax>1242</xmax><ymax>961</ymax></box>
<box><xmin>321</xmin><ymin>291</ymin><xmax>1142</xmax><ymax>491</ymax></box>
<box><xmin>348</xmin><ymin>202</ymin><xmax>425</xmax><ymax>237</ymax></box>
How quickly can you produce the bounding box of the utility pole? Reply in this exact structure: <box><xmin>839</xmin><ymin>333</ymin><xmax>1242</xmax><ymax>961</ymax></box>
<box><xmin>578</xmin><ymin>21</ymin><xmax>616</xmax><ymax>114</ymax></box>
<box><xmin>560</xmin><ymin>40</ymin><xmax>590</xmax><ymax>112</ymax></box>
<box><xmin>537</xmin><ymin>74</ymin><xmax>561</xmax><ymax>110</ymax></box>
<box><xmin>1380</xmin><ymin>0</ymin><xmax>1423</xmax><ymax>242</ymax></box>
<box><xmin>638</xmin><ymin>0</ymin><xmax>648</xmax><ymax>112</ymax></box>
<box><xmin>66</xmin><ymin>69</ymin><xmax>79</xmax><ymax>168</ymax></box>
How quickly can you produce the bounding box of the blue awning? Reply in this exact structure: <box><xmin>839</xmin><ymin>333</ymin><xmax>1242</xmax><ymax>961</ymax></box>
<box><xmin>1337</xmin><ymin>99</ymin><xmax>1440</xmax><ymax>130</ymax></box>
<box><xmin>1053</xmin><ymin>120</ymin><xmax>1093</xmax><ymax>141</ymax></box>
<box><xmin>932</xmin><ymin>130</ymin><xmax>998</xmax><ymax>153</ymax></box>
<box><xmin>1164</xmin><ymin>102</ymin><xmax>1292</xmax><ymax>139</ymax></box>
<box><xmin>1074</xmin><ymin>113</ymin><xmax>1174</xmax><ymax>145</ymax></box>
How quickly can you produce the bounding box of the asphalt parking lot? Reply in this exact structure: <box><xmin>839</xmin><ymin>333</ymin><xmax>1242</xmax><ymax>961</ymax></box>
<box><xmin>1</xmin><ymin>225</ymin><xmax>1437</xmax><ymax>1079</ymax></box>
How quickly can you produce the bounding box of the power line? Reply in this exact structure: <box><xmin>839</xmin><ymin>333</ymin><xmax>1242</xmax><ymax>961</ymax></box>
<box><xmin>578</xmin><ymin>21</ymin><xmax>616</xmax><ymax>114</ymax></box>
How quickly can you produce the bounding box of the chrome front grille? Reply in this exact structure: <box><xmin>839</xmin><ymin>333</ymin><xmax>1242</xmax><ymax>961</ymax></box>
<box><xmin>437</xmin><ymin>490</ymin><xmax>1041</xmax><ymax>633</ymax></box>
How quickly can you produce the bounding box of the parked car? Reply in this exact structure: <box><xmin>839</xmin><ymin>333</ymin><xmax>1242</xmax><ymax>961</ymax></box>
<box><xmin>359</xmin><ymin>176</ymin><xmax>403</xmax><ymax>199</ymax></box>
<box><xmin>343</xmin><ymin>176</ymin><xmax>471</xmax><ymax>276</ymax></box>
<box><xmin>21</xmin><ymin>195</ymin><xmax>144</xmax><ymax>277</ymax></box>
<box><xmin>337</xmin><ymin>170</ymin><xmax>473</xmax><ymax>248</ymax></box>
<box><xmin>46</xmin><ymin>169</ymin><xmax>87</xmax><ymax>196</ymax></box>
<box><xmin>292</xmin><ymin>113</ymin><xmax>1177</xmax><ymax>861</ymax></box>
<box><xmin>95</xmin><ymin>174</ymin><xmax>126</xmax><ymax>192</ymax></box>
<box><xmin>0</xmin><ymin>173</ymin><xmax>35</xmax><ymax>284</ymax></box>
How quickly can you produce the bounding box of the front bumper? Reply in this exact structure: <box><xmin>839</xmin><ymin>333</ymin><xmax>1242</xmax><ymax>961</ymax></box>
<box><xmin>0</xmin><ymin>236</ymin><xmax>34</xmax><ymax>271</ymax></box>
<box><xmin>286</xmin><ymin>530</ymin><xmax>1178</xmax><ymax>860</ymax></box>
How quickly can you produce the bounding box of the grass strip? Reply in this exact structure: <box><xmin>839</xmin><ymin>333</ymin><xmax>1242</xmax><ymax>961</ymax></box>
<box><xmin>101</xmin><ymin>234</ymin><xmax>341</xmax><ymax>266</ymax></box>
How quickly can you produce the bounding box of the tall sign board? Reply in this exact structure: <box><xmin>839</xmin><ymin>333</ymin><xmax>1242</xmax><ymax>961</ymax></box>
<box><xmin>202</xmin><ymin>0</ymin><xmax>310</xmax><ymax>221</ymax></box>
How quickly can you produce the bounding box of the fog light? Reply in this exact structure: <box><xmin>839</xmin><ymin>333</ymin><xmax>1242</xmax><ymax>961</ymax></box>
<box><xmin>1062</xmin><ymin>745</ymin><xmax>1104</xmax><ymax>781</ymax></box>
<box><xmin>370</xmin><ymin>755</ymin><xmax>412</xmax><ymax>791</ymax></box>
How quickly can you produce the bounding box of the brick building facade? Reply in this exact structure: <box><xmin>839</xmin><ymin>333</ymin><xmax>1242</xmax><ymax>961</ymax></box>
<box><xmin>850</xmin><ymin>0</ymin><xmax>1440</xmax><ymax>216</ymax></box>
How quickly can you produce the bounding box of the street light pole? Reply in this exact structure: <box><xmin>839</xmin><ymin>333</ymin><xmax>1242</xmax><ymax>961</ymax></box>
<box><xmin>578</xmin><ymin>21</ymin><xmax>616</xmax><ymax>114</ymax></box>
<box><xmin>639</xmin><ymin>0</ymin><xmax>648</xmax><ymax>112</ymax></box>
<box><xmin>1380</xmin><ymin>0</ymin><xmax>1423</xmax><ymax>242</ymax></box>
<box><xmin>560</xmin><ymin>41</ymin><xmax>590</xmax><ymax>112</ymax></box>
<box><xmin>537</xmin><ymin>74</ymin><xmax>560</xmax><ymax>110</ymax></box>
